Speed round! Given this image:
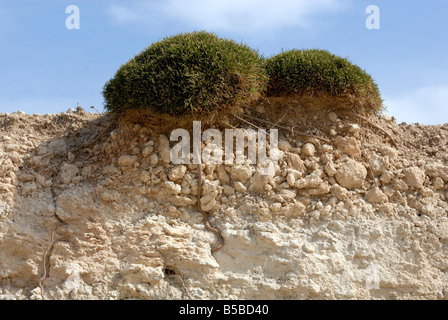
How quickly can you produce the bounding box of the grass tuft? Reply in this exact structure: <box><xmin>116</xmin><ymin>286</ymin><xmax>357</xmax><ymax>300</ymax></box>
<box><xmin>266</xmin><ymin>49</ymin><xmax>383</xmax><ymax>112</ymax></box>
<box><xmin>103</xmin><ymin>31</ymin><xmax>267</xmax><ymax>118</ymax></box>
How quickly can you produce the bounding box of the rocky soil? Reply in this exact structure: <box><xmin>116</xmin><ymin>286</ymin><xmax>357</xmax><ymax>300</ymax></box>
<box><xmin>0</xmin><ymin>106</ymin><xmax>447</xmax><ymax>300</ymax></box>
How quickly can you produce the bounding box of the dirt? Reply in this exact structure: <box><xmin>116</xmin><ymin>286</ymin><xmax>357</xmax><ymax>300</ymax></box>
<box><xmin>0</xmin><ymin>104</ymin><xmax>447</xmax><ymax>300</ymax></box>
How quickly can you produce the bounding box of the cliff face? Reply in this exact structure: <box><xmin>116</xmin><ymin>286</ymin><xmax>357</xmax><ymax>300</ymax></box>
<box><xmin>0</xmin><ymin>109</ymin><xmax>447</xmax><ymax>300</ymax></box>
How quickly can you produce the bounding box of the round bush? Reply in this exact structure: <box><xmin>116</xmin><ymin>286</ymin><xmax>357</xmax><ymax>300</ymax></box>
<box><xmin>103</xmin><ymin>31</ymin><xmax>267</xmax><ymax>117</ymax></box>
<box><xmin>266</xmin><ymin>49</ymin><xmax>383</xmax><ymax>111</ymax></box>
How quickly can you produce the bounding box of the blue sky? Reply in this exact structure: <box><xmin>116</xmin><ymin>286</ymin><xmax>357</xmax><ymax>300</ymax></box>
<box><xmin>0</xmin><ymin>0</ymin><xmax>447</xmax><ymax>124</ymax></box>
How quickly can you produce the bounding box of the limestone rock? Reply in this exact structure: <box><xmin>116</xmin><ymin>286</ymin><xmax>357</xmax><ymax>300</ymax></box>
<box><xmin>302</xmin><ymin>143</ymin><xmax>316</xmax><ymax>157</ymax></box>
<box><xmin>149</xmin><ymin>153</ymin><xmax>159</xmax><ymax>167</ymax></box>
<box><xmin>433</xmin><ymin>177</ymin><xmax>444</xmax><ymax>190</ymax></box>
<box><xmin>168</xmin><ymin>165</ymin><xmax>187</xmax><ymax>181</ymax></box>
<box><xmin>403</xmin><ymin>167</ymin><xmax>426</xmax><ymax>188</ymax></box>
<box><xmin>59</xmin><ymin>163</ymin><xmax>79</xmax><ymax>184</ymax></box>
<box><xmin>234</xmin><ymin>181</ymin><xmax>247</xmax><ymax>193</ymax></box>
<box><xmin>230</xmin><ymin>165</ymin><xmax>253</xmax><ymax>183</ymax></box>
<box><xmin>216</xmin><ymin>165</ymin><xmax>230</xmax><ymax>185</ymax></box>
<box><xmin>286</xmin><ymin>153</ymin><xmax>306</xmax><ymax>173</ymax></box>
<box><xmin>324</xmin><ymin>161</ymin><xmax>337</xmax><ymax>177</ymax></box>
<box><xmin>365</xmin><ymin>187</ymin><xmax>388</xmax><ymax>204</ymax></box>
<box><xmin>335</xmin><ymin>136</ymin><xmax>361</xmax><ymax>158</ymax></box>
<box><xmin>286</xmin><ymin>169</ymin><xmax>303</xmax><ymax>187</ymax></box>
<box><xmin>331</xmin><ymin>184</ymin><xmax>349</xmax><ymax>201</ymax></box>
<box><xmin>335</xmin><ymin>160</ymin><xmax>367</xmax><ymax>190</ymax></box>
<box><xmin>249</xmin><ymin>171</ymin><xmax>272</xmax><ymax>193</ymax></box>
<box><xmin>118</xmin><ymin>155</ymin><xmax>138</xmax><ymax>168</ymax></box>
<box><xmin>294</xmin><ymin>170</ymin><xmax>323</xmax><ymax>189</ymax></box>
<box><xmin>157</xmin><ymin>135</ymin><xmax>171</xmax><ymax>164</ymax></box>
<box><xmin>308</xmin><ymin>182</ymin><xmax>331</xmax><ymax>196</ymax></box>
<box><xmin>328</xmin><ymin>111</ymin><xmax>339</xmax><ymax>122</ymax></box>
<box><xmin>425</xmin><ymin>163</ymin><xmax>448</xmax><ymax>182</ymax></box>
<box><xmin>163</xmin><ymin>181</ymin><xmax>181</xmax><ymax>195</ymax></box>
<box><xmin>278</xmin><ymin>139</ymin><xmax>292</xmax><ymax>152</ymax></box>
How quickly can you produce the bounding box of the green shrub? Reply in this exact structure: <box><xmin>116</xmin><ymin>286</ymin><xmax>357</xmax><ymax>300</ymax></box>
<box><xmin>103</xmin><ymin>31</ymin><xmax>267</xmax><ymax>117</ymax></box>
<box><xmin>266</xmin><ymin>49</ymin><xmax>383</xmax><ymax>111</ymax></box>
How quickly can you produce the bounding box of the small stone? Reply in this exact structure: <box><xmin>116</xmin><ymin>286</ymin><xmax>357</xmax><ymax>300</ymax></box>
<box><xmin>163</xmin><ymin>181</ymin><xmax>181</xmax><ymax>195</ymax></box>
<box><xmin>328</xmin><ymin>112</ymin><xmax>338</xmax><ymax>122</ymax></box>
<box><xmin>419</xmin><ymin>187</ymin><xmax>433</xmax><ymax>198</ymax></box>
<box><xmin>216</xmin><ymin>165</ymin><xmax>230</xmax><ymax>184</ymax></box>
<box><xmin>230</xmin><ymin>165</ymin><xmax>253</xmax><ymax>183</ymax></box>
<box><xmin>286</xmin><ymin>170</ymin><xmax>302</xmax><ymax>187</ymax></box>
<box><xmin>67</xmin><ymin>152</ymin><xmax>75</xmax><ymax>162</ymax></box>
<box><xmin>433</xmin><ymin>177</ymin><xmax>444</xmax><ymax>190</ymax></box>
<box><xmin>59</xmin><ymin>163</ymin><xmax>79</xmax><ymax>184</ymax></box>
<box><xmin>380</xmin><ymin>171</ymin><xmax>394</xmax><ymax>184</ymax></box>
<box><xmin>156</xmin><ymin>135</ymin><xmax>171</xmax><ymax>164</ymax></box>
<box><xmin>118</xmin><ymin>155</ymin><xmax>138</xmax><ymax>168</ymax></box>
<box><xmin>101</xmin><ymin>191</ymin><xmax>120</xmax><ymax>202</ymax></box>
<box><xmin>149</xmin><ymin>153</ymin><xmax>159</xmax><ymax>167</ymax></box>
<box><xmin>403</xmin><ymin>167</ymin><xmax>425</xmax><ymax>189</ymax></box>
<box><xmin>286</xmin><ymin>153</ymin><xmax>306</xmax><ymax>173</ymax></box>
<box><xmin>308</xmin><ymin>182</ymin><xmax>331</xmax><ymax>196</ymax></box>
<box><xmin>139</xmin><ymin>171</ymin><xmax>152</xmax><ymax>184</ymax></box>
<box><xmin>302</xmin><ymin>143</ymin><xmax>316</xmax><ymax>157</ymax></box>
<box><xmin>335</xmin><ymin>136</ymin><xmax>361</xmax><ymax>158</ymax></box>
<box><xmin>425</xmin><ymin>163</ymin><xmax>448</xmax><ymax>182</ymax></box>
<box><xmin>223</xmin><ymin>185</ymin><xmax>235</xmax><ymax>196</ymax></box>
<box><xmin>280</xmin><ymin>189</ymin><xmax>296</xmax><ymax>201</ymax></box>
<box><xmin>234</xmin><ymin>181</ymin><xmax>247</xmax><ymax>193</ymax></box>
<box><xmin>142</xmin><ymin>146</ymin><xmax>154</xmax><ymax>157</ymax></box>
<box><xmin>278</xmin><ymin>139</ymin><xmax>292</xmax><ymax>152</ymax></box>
<box><xmin>331</xmin><ymin>184</ymin><xmax>349</xmax><ymax>201</ymax></box>
<box><xmin>168</xmin><ymin>165</ymin><xmax>187</xmax><ymax>181</ymax></box>
<box><xmin>348</xmin><ymin>124</ymin><xmax>361</xmax><ymax>133</ymax></box>
<box><xmin>393</xmin><ymin>179</ymin><xmax>409</xmax><ymax>192</ymax></box>
<box><xmin>303</xmin><ymin>243</ymin><xmax>315</xmax><ymax>253</ymax></box>
<box><xmin>255</xmin><ymin>104</ymin><xmax>265</xmax><ymax>113</ymax></box>
<box><xmin>365</xmin><ymin>187</ymin><xmax>388</xmax><ymax>204</ymax></box>
<box><xmin>294</xmin><ymin>170</ymin><xmax>323</xmax><ymax>190</ymax></box>
<box><xmin>325</xmin><ymin>161</ymin><xmax>337</xmax><ymax>177</ymax></box>
<box><xmin>309</xmin><ymin>280</ymin><xmax>321</xmax><ymax>295</ymax></box>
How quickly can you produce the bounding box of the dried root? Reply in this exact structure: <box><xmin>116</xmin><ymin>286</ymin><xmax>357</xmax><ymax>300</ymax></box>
<box><xmin>38</xmin><ymin>228</ymin><xmax>56</xmax><ymax>300</ymax></box>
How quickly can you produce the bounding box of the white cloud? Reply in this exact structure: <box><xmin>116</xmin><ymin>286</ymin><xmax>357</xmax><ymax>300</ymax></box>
<box><xmin>107</xmin><ymin>0</ymin><xmax>350</xmax><ymax>32</ymax></box>
<box><xmin>384</xmin><ymin>86</ymin><xmax>448</xmax><ymax>125</ymax></box>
